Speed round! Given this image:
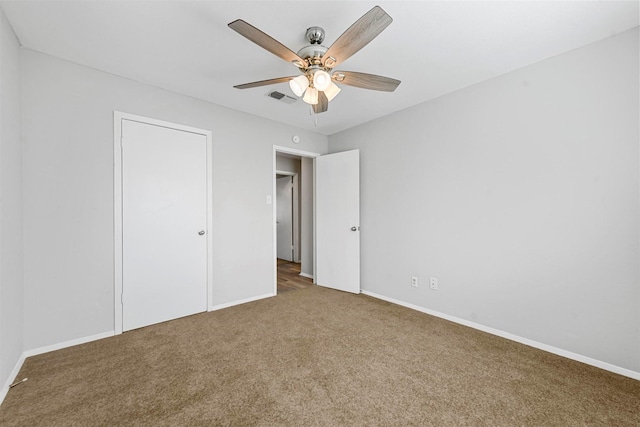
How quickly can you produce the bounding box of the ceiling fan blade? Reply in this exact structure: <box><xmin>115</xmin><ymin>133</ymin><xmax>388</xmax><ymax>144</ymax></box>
<box><xmin>313</xmin><ymin>91</ymin><xmax>329</xmax><ymax>114</ymax></box>
<box><xmin>229</xmin><ymin>20</ymin><xmax>307</xmax><ymax>68</ymax></box>
<box><xmin>322</xmin><ymin>6</ymin><xmax>392</xmax><ymax>68</ymax></box>
<box><xmin>234</xmin><ymin>76</ymin><xmax>297</xmax><ymax>89</ymax></box>
<box><xmin>332</xmin><ymin>71</ymin><xmax>400</xmax><ymax>92</ymax></box>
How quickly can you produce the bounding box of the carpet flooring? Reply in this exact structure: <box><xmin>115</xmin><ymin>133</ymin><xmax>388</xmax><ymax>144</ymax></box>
<box><xmin>0</xmin><ymin>285</ymin><xmax>638</xmax><ymax>426</ymax></box>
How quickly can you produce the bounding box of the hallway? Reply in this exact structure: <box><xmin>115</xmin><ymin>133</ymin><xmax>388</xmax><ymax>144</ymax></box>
<box><xmin>277</xmin><ymin>260</ymin><xmax>313</xmax><ymax>293</ymax></box>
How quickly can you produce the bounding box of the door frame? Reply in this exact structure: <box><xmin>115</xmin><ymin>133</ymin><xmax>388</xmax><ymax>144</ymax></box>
<box><xmin>113</xmin><ymin>111</ymin><xmax>213</xmax><ymax>335</ymax></box>
<box><xmin>275</xmin><ymin>171</ymin><xmax>299</xmax><ymax>262</ymax></box>
<box><xmin>273</xmin><ymin>145</ymin><xmax>320</xmax><ymax>295</ymax></box>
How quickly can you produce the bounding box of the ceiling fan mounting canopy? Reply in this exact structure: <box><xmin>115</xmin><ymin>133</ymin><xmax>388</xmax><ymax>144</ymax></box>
<box><xmin>228</xmin><ymin>5</ymin><xmax>401</xmax><ymax>114</ymax></box>
<box><xmin>305</xmin><ymin>26</ymin><xmax>325</xmax><ymax>45</ymax></box>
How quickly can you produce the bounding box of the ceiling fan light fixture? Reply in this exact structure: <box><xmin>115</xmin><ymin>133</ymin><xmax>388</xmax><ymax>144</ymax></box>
<box><xmin>323</xmin><ymin>81</ymin><xmax>341</xmax><ymax>102</ymax></box>
<box><xmin>289</xmin><ymin>75</ymin><xmax>309</xmax><ymax>97</ymax></box>
<box><xmin>303</xmin><ymin>87</ymin><xmax>319</xmax><ymax>105</ymax></box>
<box><xmin>312</xmin><ymin>70</ymin><xmax>331</xmax><ymax>91</ymax></box>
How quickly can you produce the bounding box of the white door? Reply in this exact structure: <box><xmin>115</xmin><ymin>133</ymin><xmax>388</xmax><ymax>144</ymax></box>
<box><xmin>315</xmin><ymin>150</ymin><xmax>360</xmax><ymax>294</ymax></box>
<box><xmin>276</xmin><ymin>176</ymin><xmax>293</xmax><ymax>261</ymax></box>
<box><xmin>122</xmin><ymin>119</ymin><xmax>208</xmax><ymax>331</ymax></box>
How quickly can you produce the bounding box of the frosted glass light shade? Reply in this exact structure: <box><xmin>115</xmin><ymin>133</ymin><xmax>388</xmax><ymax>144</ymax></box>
<box><xmin>289</xmin><ymin>75</ymin><xmax>309</xmax><ymax>97</ymax></box>
<box><xmin>312</xmin><ymin>70</ymin><xmax>331</xmax><ymax>91</ymax></box>
<box><xmin>323</xmin><ymin>82</ymin><xmax>341</xmax><ymax>102</ymax></box>
<box><xmin>303</xmin><ymin>87</ymin><xmax>318</xmax><ymax>105</ymax></box>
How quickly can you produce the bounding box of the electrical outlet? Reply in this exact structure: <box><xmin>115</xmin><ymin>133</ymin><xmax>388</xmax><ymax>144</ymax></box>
<box><xmin>430</xmin><ymin>277</ymin><xmax>438</xmax><ymax>290</ymax></box>
<box><xmin>411</xmin><ymin>276</ymin><xmax>418</xmax><ymax>288</ymax></box>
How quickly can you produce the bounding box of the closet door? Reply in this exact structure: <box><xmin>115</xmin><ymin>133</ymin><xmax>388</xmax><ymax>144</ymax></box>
<box><xmin>121</xmin><ymin>119</ymin><xmax>208</xmax><ymax>331</ymax></box>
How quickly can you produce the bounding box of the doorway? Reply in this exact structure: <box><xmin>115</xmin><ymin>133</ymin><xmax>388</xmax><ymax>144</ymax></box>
<box><xmin>274</xmin><ymin>148</ymin><xmax>317</xmax><ymax>294</ymax></box>
<box><xmin>272</xmin><ymin>146</ymin><xmax>361</xmax><ymax>296</ymax></box>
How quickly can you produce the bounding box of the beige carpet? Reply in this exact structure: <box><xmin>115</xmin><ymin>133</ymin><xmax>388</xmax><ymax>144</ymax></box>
<box><xmin>1</xmin><ymin>286</ymin><xmax>638</xmax><ymax>426</ymax></box>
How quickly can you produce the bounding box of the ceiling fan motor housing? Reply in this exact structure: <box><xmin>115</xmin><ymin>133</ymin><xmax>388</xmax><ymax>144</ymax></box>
<box><xmin>296</xmin><ymin>44</ymin><xmax>327</xmax><ymax>66</ymax></box>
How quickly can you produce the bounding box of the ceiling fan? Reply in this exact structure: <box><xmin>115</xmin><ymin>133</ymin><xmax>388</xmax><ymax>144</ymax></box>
<box><xmin>228</xmin><ymin>5</ymin><xmax>401</xmax><ymax>114</ymax></box>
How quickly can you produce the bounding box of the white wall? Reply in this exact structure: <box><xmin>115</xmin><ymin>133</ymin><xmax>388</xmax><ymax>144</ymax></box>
<box><xmin>21</xmin><ymin>50</ymin><xmax>328</xmax><ymax>351</ymax></box>
<box><xmin>329</xmin><ymin>28</ymin><xmax>639</xmax><ymax>372</ymax></box>
<box><xmin>0</xmin><ymin>7</ymin><xmax>23</xmax><ymax>389</ymax></box>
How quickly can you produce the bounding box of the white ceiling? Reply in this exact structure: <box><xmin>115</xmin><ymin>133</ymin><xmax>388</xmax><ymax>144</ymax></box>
<box><xmin>1</xmin><ymin>1</ymin><xmax>638</xmax><ymax>135</ymax></box>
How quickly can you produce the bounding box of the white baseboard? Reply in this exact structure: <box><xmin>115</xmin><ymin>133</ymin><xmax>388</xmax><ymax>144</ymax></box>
<box><xmin>1</xmin><ymin>330</ymin><xmax>114</xmax><ymax>405</ymax></box>
<box><xmin>209</xmin><ymin>293</ymin><xmax>274</xmax><ymax>312</ymax></box>
<box><xmin>299</xmin><ymin>272</ymin><xmax>314</xmax><ymax>280</ymax></box>
<box><xmin>24</xmin><ymin>331</ymin><xmax>115</xmax><ymax>358</ymax></box>
<box><xmin>0</xmin><ymin>292</ymin><xmax>287</xmax><ymax>405</ymax></box>
<box><xmin>361</xmin><ymin>290</ymin><xmax>640</xmax><ymax>381</ymax></box>
<box><xmin>23</xmin><ymin>331</ymin><xmax>115</xmax><ymax>358</ymax></box>
<box><xmin>0</xmin><ymin>352</ymin><xmax>27</xmax><ymax>405</ymax></box>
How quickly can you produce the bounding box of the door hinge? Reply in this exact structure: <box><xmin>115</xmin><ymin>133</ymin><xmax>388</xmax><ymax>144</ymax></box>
<box><xmin>121</xmin><ymin>293</ymin><xmax>124</xmax><ymax>304</ymax></box>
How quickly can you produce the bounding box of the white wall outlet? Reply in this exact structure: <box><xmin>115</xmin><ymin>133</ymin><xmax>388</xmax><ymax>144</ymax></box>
<box><xmin>411</xmin><ymin>276</ymin><xmax>418</xmax><ymax>288</ymax></box>
<box><xmin>430</xmin><ymin>277</ymin><xmax>438</xmax><ymax>290</ymax></box>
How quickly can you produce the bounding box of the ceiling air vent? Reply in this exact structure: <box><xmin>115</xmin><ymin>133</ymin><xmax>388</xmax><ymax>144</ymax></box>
<box><xmin>267</xmin><ymin>91</ymin><xmax>297</xmax><ymax>104</ymax></box>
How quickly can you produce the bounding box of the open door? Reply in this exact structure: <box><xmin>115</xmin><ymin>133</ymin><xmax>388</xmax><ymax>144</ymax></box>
<box><xmin>315</xmin><ymin>150</ymin><xmax>360</xmax><ymax>294</ymax></box>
